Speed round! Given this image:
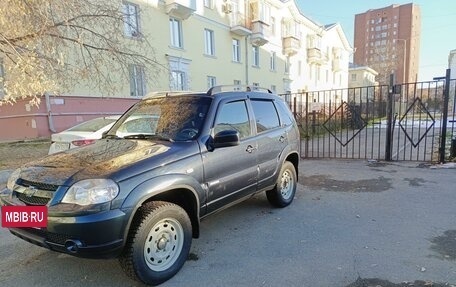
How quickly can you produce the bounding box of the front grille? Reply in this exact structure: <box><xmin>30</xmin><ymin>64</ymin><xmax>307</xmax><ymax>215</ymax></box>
<box><xmin>21</xmin><ymin>228</ymin><xmax>72</xmax><ymax>245</ymax></box>
<box><xmin>19</xmin><ymin>179</ymin><xmax>59</xmax><ymax>191</ymax></box>
<box><xmin>16</xmin><ymin>193</ymin><xmax>51</xmax><ymax>206</ymax></box>
<box><xmin>46</xmin><ymin>232</ymin><xmax>72</xmax><ymax>245</ymax></box>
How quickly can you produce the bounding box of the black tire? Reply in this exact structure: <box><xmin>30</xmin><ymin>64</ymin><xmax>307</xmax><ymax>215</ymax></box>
<box><xmin>266</xmin><ymin>161</ymin><xmax>297</xmax><ymax>208</ymax></box>
<box><xmin>119</xmin><ymin>201</ymin><xmax>192</xmax><ymax>285</ymax></box>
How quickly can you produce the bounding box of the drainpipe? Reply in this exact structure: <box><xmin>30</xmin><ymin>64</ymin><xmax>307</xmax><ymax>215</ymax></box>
<box><xmin>245</xmin><ymin>35</ymin><xmax>250</xmax><ymax>85</ymax></box>
<box><xmin>45</xmin><ymin>92</ymin><xmax>56</xmax><ymax>132</ymax></box>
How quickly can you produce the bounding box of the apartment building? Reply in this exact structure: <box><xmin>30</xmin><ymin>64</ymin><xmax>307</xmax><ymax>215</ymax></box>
<box><xmin>0</xmin><ymin>0</ymin><xmax>352</xmax><ymax>140</ymax></box>
<box><xmin>449</xmin><ymin>49</ymin><xmax>456</xmax><ymax>80</ymax></box>
<box><xmin>348</xmin><ymin>64</ymin><xmax>378</xmax><ymax>88</ymax></box>
<box><xmin>114</xmin><ymin>0</ymin><xmax>352</xmax><ymax>96</ymax></box>
<box><xmin>353</xmin><ymin>3</ymin><xmax>421</xmax><ymax>85</ymax></box>
<box><xmin>348</xmin><ymin>63</ymin><xmax>379</xmax><ymax>104</ymax></box>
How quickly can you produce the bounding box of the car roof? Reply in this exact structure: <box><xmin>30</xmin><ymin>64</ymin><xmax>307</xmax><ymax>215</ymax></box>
<box><xmin>142</xmin><ymin>85</ymin><xmax>277</xmax><ymax>100</ymax></box>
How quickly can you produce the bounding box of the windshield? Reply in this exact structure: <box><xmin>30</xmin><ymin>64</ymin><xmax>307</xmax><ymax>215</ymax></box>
<box><xmin>107</xmin><ymin>96</ymin><xmax>211</xmax><ymax>141</ymax></box>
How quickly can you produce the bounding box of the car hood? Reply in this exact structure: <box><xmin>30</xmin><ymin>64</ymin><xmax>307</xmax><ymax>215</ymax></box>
<box><xmin>19</xmin><ymin>139</ymin><xmax>197</xmax><ymax>186</ymax></box>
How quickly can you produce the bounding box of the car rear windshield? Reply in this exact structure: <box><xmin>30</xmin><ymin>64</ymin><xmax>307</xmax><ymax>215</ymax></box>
<box><xmin>67</xmin><ymin>117</ymin><xmax>117</xmax><ymax>132</ymax></box>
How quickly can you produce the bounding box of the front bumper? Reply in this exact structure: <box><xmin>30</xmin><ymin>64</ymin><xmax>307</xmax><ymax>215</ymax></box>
<box><xmin>1</xmin><ymin>195</ymin><xmax>130</xmax><ymax>259</ymax></box>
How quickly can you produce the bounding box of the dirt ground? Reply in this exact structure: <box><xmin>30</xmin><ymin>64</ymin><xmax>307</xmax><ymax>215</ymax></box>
<box><xmin>0</xmin><ymin>139</ymin><xmax>51</xmax><ymax>169</ymax></box>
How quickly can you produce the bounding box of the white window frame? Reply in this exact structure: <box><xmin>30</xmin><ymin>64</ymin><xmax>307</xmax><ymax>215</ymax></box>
<box><xmin>122</xmin><ymin>2</ymin><xmax>140</xmax><ymax>38</ymax></box>
<box><xmin>207</xmin><ymin>76</ymin><xmax>217</xmax><ymax>88</ymax></box>
<box><xmin>252</xmin><ymin>46</ymin><xmax>260</xmax><ymax>67</ymax></box>
<box><xmin>170</xmin><ymin>18</ymin><xmax>183</xmax><ymax>48</ymax></box>
<box><xmin>171</xmin><ymin>71</ymin><xmax>186</xmax><ymax>91</ymax></box>
<box><xmin>129</xmin><ymin>65</ymin><xmax>146</xmax><ymax>97</ymax></box>
<box><xmin>232</xmin><ymin>39</ymin><xmax>241</xmax><ymax>62</ymax></box>
<box><xmin>204</xmin><ymin>29</ymin><xmax>215</xmax><ymax>56</ymax></box>
<box><xmin>168</xmin><ymin>56</ymin><xmax>191</xmax><ymax>91</ymax></box>
<box><xmin>270</xmin><ymin>51</ymin><xmax>276</xmax><ymax>71</ymax></box>
<box><xmin>204</xmin><ymin>0</ymin><xmax>213</xmax><ymax>8</ymax></box>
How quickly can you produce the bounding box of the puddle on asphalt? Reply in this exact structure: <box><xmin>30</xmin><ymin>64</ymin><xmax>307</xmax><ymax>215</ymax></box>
<box><xmin>187</xmin><ymin>252</ymin><xmax>199</xmax><ymax>261</ymax></box>
<box><xmin>300</xmin><ymin>175</ymin><xmax>392</xmax><ymax>192</ymax></box>
<box><xmin>430</xmin><ymin>230</ymin><xmax>456</xmax><ymax>261</ymax></box>
<box><xmin>404</xmin><ymin>177</ymin><xmax>428</xmax><ymax>187</ymax></box>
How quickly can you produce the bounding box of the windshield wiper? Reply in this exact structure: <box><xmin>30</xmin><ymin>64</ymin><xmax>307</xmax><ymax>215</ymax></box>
<box><xmin>104</xmin><ymin>134</ymin><xmax>120</xmax><ymax>139</ymax></box>
<box><xmin>123</xmin><ymin>134</ymin><xmax>173</xmax><ymax>142</ymax></box>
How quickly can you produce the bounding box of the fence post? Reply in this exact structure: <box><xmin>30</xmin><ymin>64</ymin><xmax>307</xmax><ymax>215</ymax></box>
<box><xmin>305</xmin><ymin>92</ymin><xmax>309</xmax><ymax>158</ymax></box>
<box><xmin>385</xmin><ymin>74</ymin><xmax>395</xmax><ymax>161</ymax></box>
<box><xmin>439</xmin><ymin>69</ymin><xmax>451</xmax><ymax>163</ymax></box>
<box><xmin>293</xmin><ymin>96</ymin><xmax>297</xmax><ymax>119</ymax></box>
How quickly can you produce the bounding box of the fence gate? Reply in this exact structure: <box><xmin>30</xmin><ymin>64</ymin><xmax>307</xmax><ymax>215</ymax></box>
<box><xmin>283</xmin><ymin>70</ymin><xmax>456</xmax><ymax>163</ymax></box>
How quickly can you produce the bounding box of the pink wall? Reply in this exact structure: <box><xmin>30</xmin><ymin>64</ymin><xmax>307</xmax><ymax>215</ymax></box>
<box><xmin>0</xmin><ymin>95</ymin><xmax>139</xmax><ymax>141</ymax></box>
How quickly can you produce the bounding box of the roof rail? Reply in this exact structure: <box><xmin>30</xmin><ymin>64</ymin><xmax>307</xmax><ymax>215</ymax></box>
<box><xmin>206</xmin><ymin>85</ymin><xmax>273</xmax><ymax>96</ymax></box>
<box><xmin>144</xmin><ymin>90</ymin><xmax>195</xmax><ymax>98</ymax></box>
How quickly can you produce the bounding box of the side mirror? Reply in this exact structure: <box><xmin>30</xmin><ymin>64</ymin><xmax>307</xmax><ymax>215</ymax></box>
<box><xmin>213</xmin><ymin>130</ymin><xmax>240</xmax><ymax>148</ymax></box>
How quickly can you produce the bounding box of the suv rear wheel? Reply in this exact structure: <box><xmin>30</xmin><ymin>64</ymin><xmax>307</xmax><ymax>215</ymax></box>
<box><xmin>119</xmin><ymin>201</ymin><xmax>192</xmax><ymax>285</ymax></box>
<box><xmin>266</xmin><ymin>161</ymin><xmax>297</xmax><ymax>208</ymax></box>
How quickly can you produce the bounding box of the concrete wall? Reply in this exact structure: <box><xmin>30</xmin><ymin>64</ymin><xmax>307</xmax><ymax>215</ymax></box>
<box><xmin>0</xmin><ymin>96</ymin><xmax>138</xmax><ymax>141</ymax></box>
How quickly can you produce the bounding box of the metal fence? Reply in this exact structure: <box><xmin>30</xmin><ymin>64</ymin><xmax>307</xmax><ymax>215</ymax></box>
<box><xmin>283</xmin><ymin>69</ymin><xmax>456</xmax><ymax>163</ymax></box>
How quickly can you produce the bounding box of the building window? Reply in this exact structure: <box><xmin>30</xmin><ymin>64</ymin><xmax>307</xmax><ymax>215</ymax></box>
<box><xmin>207</xmin><ymin>76</ymin><xmax>216</xmax><ymax>88</ymax></box>
<box><xmin>270</xmin><ymin>85</ymin><xmax>276</xmax><ymax>92</ymax></box>
<box><xmin>252</xmin><ymin>82</ymin><xmax>259</xmax><ymax>89</ymax></box>
<box><xmin>204</xmin><ymin>0</ymin><xmax>213</xmax><ymax>8</ymax></box>
<box><xmin>171</xmin><ymin>71</ymin><xmax>185</xmax><ymax>91</ymax></box>
<box><xmin>270</xmin><ymin>51</ymin><xmax>276</xmax><ymax>71</ymax></box>
<box><xmin>170</xmin><ymin>18</ymin><xmax>183</xmax><ymax>48</ymax></box>
<box><xmin>234</xmin><ymin>80</ymin><xmax>241</xmax><ymax>89</ymax></box>
<box><xmin>122</xmin><ymin>2</ymin><xmax>140</xmax><ymax>38</ymax></box>
<box><xmin>351</xmin><ymin>74</ymin><xmax>357</xmax><ymax>81</ymax></box>
<box><xmin>232</xmin><ymin>39</ymin><xmax>241</xmax><ymax>62</ymax></box>
<box><xmin>168</xmin><ymin>56</ymin><xmax>191</xmax><ymax>91</ymax></box>
<box><xmin>270</xmin><ymin>17</ymin><xmax>276</xmax><ymax>36</ymax></box>
<box><xmin>252</xmin><ymin>45</ymin><xmax>260</xmax><ymax>67</ymax></box>
<box><xmin>204</xmin><ymin>29</ymin><xmax>215</xmax><ymax>56</ymax></box>
<box><xmin>298</xmin><ymin>60</ymin><xmax>302</xmax><ymax>76</ymax></box>
<box><xmin>285</xmin><ymin>60</ymin><xmax>289</xmax><ymax>74</ymax></box>
<box><xmin>129</xmin><ymin>65</ymin><xmax>146</xmax><ymax>97</ymax></box>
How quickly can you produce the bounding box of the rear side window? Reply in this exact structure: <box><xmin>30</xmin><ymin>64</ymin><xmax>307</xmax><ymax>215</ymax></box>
<box><xmin>214</xmin><ymin>101</ymin><xmax>251</xmax><ymax>139</ymax></box>
<box><xmin>275</xmin><ymin>100</ymin><xmax>294</xmax><ymax>126</ymax></box>
<box><xmin>251</xmin><ymin>100</ymin><xmax>280</xmax><ymax>133</ymax></box>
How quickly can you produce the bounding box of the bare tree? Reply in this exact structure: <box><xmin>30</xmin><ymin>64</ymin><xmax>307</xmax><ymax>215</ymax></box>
<box><xmin>0</xmin><ymin>0</ymin><xmax>163</xmax><ymax>105</ymax></box>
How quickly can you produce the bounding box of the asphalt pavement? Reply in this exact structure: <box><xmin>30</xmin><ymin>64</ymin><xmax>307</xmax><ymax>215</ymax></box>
<box><xmin>0</xmin><ymin>159</ymin><xmax>455</xmax><ymax>287</ymax></box>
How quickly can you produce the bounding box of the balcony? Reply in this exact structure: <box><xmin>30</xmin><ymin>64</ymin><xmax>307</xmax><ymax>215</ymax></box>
<box><xmin>282</xmin><ymin>36</ymin><xmax>300</xmax><ymax>56</ymax></box>
<box><xmin>250</xmin><ymin>20</ymin><xmax>269</xmax><ymax>46</ymax></box>
<box><xmin>230</xmin><ymin>12</ymin><xmax>251</xmax><ymax>36</ymax></box>
<box><xmin>165</xmin><ymin>0</ymin><xmax>196</xmax><ymax>20</ymax></box>
<box><xmin>307</xmin><ymin>47</ymin><xmax>327</xmax><ymax>64</ymax></box>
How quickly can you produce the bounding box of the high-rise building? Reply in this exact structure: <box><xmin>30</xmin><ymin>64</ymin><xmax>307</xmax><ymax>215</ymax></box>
<box><xmin>353</xmin><ymin>3</ymin><xmax>421</xmax><ymax>84</ymax></box>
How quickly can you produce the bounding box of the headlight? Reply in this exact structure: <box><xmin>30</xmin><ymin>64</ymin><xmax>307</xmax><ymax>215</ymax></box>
<box><xmin>6</xmin><ymin>169</ymin><xmax>21</xmax><ymax>191</ymax></box>
<box><xmin>62</xmin><ymin>179</ymin><xmax>119</xmax><ymax>206</ymax></box>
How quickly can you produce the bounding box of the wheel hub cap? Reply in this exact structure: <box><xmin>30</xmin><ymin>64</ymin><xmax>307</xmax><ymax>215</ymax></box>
<box><xmin>143</xmin><ymin>218</ymin><xmax>184</xmax><ymax>272</ymax></box>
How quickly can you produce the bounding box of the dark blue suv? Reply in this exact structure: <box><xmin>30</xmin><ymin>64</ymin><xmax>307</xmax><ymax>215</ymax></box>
<box><xmin>1</xmin><ymin>86</ymin><xmax>300</xmax><ymax>285</ymax></box>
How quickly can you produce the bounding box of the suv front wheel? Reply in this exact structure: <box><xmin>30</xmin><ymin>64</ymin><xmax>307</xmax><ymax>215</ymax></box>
<box><xmin>119</xmin><ymin>201</ymin><xmax>192</xmax><ymax>285</ymax></box>
<box><xmin>266</xmin><ymin>161</ymin><xmax>297</xmax><ymax>208</ymax></box>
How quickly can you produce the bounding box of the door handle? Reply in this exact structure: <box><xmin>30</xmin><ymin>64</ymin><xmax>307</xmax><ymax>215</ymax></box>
<box><xmin>246</xmin><ymin>145</ymin><xmax>255</xmax><ymax>153</ymax></box>
<box><xmin>279</xmin><ymin>135</ymin><xmax>285</xmax><ymax>143</ymax></box>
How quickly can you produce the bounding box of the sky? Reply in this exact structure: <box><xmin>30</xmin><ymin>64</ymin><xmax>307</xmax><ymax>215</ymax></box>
<box><xmin>295</xmin><ymin>0</ymin><xmax>456</xmax><ymax>81</ymax></box>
